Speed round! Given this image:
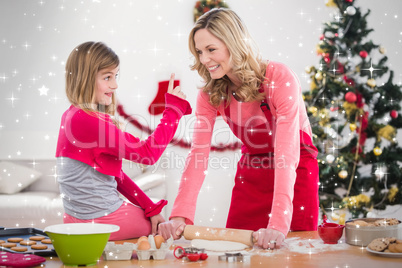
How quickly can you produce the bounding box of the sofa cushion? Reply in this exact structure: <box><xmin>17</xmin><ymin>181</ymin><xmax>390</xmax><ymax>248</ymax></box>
<box><xmin>0</xmin><ymin>161</ymin><xmax>42</xmax><ymax>194</ymax></box>
<box><xmin>0</xmin><ymin>191</ymin><xmax>64</xmax><ymax>228</ymax></box>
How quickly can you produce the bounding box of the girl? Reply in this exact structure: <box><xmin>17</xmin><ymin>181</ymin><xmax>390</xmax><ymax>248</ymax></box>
<box><xmin>159</xmin><ymin>9</ymin><xmax>319</xmax><ymax>250</ymax></box>
<box><xmin>56</xmin><ymin>41</ymin><xmax>191</xmax><ymax>240</ymax></box>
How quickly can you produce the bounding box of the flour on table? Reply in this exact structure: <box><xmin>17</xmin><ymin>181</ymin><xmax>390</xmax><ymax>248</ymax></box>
<box><xmin>254</xmin><ymin>237</ymin><xmax>350</xmax><ymax>255</ymax></box>
<box><xmin>191</xmin><ymin>239</ymin><xmax>250</xmax><ymax>252</ymax></box>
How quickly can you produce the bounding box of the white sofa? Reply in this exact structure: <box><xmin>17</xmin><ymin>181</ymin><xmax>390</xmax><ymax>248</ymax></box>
<box><xmin>0</xmin><ymin>159</ymin><xmax>167</xmax><ymax>229</ymax></box>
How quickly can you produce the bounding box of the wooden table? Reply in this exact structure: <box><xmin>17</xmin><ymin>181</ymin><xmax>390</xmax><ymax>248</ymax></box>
<box><xmin>41</xmin><ymin>231</ymin><xmax>402</xmax><ymax>267</ymax></box>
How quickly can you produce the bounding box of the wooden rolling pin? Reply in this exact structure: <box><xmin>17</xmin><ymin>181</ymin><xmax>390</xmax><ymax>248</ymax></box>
<box><xmin>183</xmin><ymin>225</ymin><xmax>256</xmax><ymax>247</ymax></box>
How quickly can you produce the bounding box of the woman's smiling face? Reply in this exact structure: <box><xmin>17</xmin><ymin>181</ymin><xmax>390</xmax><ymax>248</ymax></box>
<box><xmin>194</xmin><ymin>28</ymin><xmax>233</xmax><ymax>80</ymax></box>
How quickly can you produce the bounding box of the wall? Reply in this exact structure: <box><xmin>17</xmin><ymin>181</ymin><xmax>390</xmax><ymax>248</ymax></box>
<box><xmin>1</xmin><ymin>0</ymin><xmax>401</xmax><ymax>227</ymax></box>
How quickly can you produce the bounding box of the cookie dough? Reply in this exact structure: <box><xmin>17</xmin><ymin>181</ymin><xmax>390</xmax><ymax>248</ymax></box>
<box><xmin>191</xmin><ymin>239</ymin><xmax>249</xmax><ymax>252</ymax></box>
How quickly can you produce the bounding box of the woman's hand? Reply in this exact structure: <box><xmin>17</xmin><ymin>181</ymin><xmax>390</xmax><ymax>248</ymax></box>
<box><xmin>157</xmin><ymin>217</ymin><xmax>186</xmax><ymax>240</ymax></box>
<box><xmin>253</xmin><ymin>228</ymin><xmax>285</xmax><ymax>249</ymax></box>
<box><xmin>149</xmin><ymin>213</ymin><xmax>165</xmax><ymax>235</ymax></box>
<box><xmin>167</xmin><ymin>73</ymin><xmax>186</xmax><ymax>100</ymax></box>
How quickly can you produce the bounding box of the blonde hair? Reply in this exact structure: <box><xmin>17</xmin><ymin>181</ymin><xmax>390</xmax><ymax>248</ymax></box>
<box><xmin>65</xmin><ymin>41</ymin><xmax>119</xmax><ymax>116</ymax></box>
<box><xmin>189</xmin><ymin>8</ymin><xmax>267</xmax><ymax>107</ymax></box>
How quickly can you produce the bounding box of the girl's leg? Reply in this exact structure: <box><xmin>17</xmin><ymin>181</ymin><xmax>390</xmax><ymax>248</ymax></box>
<box><xmin>63</xmin><ymin>202</ymin><xmax>152</xmax><ymax>240</ymax></box>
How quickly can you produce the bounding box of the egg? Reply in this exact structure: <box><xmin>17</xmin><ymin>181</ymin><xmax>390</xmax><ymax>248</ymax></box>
<box><xmin>137</xmin><ymin>240</ymin><xmax>151</xmax><ymax>251</ymax></box>
<box><xmin>137</xmin><ymin>236</ymin><xmax>148</xmax><ymax>244</ymax></box>
<box><xmin>154</xmin><ymin>235</ymin><xmax>165</xmax><ymax>249</ymax></box>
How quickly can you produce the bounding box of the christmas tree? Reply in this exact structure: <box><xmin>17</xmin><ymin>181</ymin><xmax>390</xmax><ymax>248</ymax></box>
<box><xmin>304</xmin><ymin>0</ymin><xmax>402</xmax><ymax>222</ymax></box>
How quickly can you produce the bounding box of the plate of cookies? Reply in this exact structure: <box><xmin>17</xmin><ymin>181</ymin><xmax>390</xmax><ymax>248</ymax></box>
<box><xmin>366</xmin><ymin>237</ymin><xmax>402</xmax><ymax>258</ymax></box>
<box><xmin>0</xmin><ymin>227</ymin><xmax>56</xmax><ymax>256</ymax></box>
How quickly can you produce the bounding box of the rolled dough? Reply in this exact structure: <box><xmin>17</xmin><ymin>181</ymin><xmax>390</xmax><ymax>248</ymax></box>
<box><xmin>191</xmin><ymin>239</ymin><xmax>250</xmax><ymax>252</ymax></box>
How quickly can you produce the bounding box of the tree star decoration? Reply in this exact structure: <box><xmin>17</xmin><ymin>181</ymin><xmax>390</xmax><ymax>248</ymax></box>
<box><xmin>38</xmin><ymin>85</ymin><xmax>49</xmax><ymax>96</ymax></box>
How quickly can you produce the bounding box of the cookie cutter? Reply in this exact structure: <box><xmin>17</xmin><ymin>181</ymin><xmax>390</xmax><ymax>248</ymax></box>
<box><xmin>173</xmin><ymin>246</ymin><xmax>208</xmax><ymax>262</ymax></box>
<box><xmin>218</xmin><ymin>252</ymin><xmax>250</xmax><ymax>263</ymax></box>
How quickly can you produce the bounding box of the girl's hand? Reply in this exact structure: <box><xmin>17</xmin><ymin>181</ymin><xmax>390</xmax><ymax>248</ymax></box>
<box><xmin>157</xmin><ymin>217</ymin><xmax>186</xmax><ymax>240</ymax></box>
<box><xmin>149</xmin><ymin>213</ymin><xmax>165</xmax><ymax>235</ymax></box>
<box><xmin>253</xmin><ymin>228</ymin><xmax>285</xmax><ymax>249</ymax></box>
<box><xmin>167</xmin><ymin>73</ymin><xmax>186</xmax><ymax>100</ymax></box>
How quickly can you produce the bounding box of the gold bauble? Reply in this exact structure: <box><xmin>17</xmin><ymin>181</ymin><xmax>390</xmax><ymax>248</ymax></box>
<box><xmin>310</xmin><ymin>80</ymin><xmax>318</xmax><ymax>90</ymax></box>
<box><xmin>315</xmin><ymin>72</ymin><xmax>323</xmax><ymax>81</ymax></box>
<box><xmin>308</xmin><ymin>106</ymin><xmax>318</xmax><ymax>116</ymax></box>
<box><xmin>338</xmin><ymin>170</ymin><xmax>348</xmax><ymax>179</ymax></box>
<box><xmin>373</xmin><ymin>146</ymin><xmax>382</xmax><ymax>156</ymax></box>
<box><xmin>349</xmin><ymin>123</ymin><xmax>357</xmax><ymax>132</ymax></box>
<box><xmin>325</xmin><ymin>0</ymin><xmax>337</xmax><ymax>7</ymax></box>
<box><xmin>379</xmin><ymin>46</ymin><xmax>386</xmax><ymax>54</ymax></box>
<box><xmin>367</xmin><ymin>78</ymin><xmax>376</xmax><ymax>88</ymax></box>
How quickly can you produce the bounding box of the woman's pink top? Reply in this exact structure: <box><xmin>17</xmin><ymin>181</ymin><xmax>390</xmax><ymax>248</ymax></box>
<box><xmin>171</xmin><ymin>61</ymin><xmax>314</xmax><ymax>236</ymax></box>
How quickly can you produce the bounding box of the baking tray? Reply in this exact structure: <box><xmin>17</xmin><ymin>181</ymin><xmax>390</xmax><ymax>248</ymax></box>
<box><xmin>0</xmin><ymin>226</ymin><xmax>57</xmax><ymax>256</ymax></box>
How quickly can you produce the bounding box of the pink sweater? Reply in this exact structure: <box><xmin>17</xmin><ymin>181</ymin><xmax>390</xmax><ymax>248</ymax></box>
<box><xmin>56</xmin><ymin>93</ymin><xmax>192</xmax><ymax>217</ymax></box>
<box><xmin>171</xmin><ymin>61</ymin><xmax>313</xmax><ymax>236</ymax></box>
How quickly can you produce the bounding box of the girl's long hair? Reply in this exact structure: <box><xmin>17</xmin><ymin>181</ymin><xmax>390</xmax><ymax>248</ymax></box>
<box><xmin>189</xmin><ymin>8</ymin><xmax>267</xmax><ymax>106</ymax></box>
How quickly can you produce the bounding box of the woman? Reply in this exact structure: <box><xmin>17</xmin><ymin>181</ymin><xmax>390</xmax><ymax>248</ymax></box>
<box><xmin>158</xmin><ymin>8</ymin><xmax>319</xmax><ymax>249</ymax></box>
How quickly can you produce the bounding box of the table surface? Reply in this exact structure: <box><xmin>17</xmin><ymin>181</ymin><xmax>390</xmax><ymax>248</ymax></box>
<box><xmin>40</xmin><ymin>231</ymin><xmax>402</xmax><ymax>268</ymax></box>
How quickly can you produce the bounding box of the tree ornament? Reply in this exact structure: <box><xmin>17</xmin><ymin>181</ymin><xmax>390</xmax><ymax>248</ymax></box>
<box><xmin>345</xmin><ymin>92</ymin><xmax>357</xmax><ymax>103</ymax></box>
<box><xmin>345</xmin><ymin>6</ymin><xmax>356</xmax><ymax>16</ymax></box>
<box><xmin>193</xmin><ymin>0</ymin><xmax>229</xmax><ymax>22</ymax></box>
<box><xmin>308</xmin><ymin>106</ymin><xmax>318</xmax><ymax>116</ymax></box>
<box><xmin>310</xmin><ymin>80</ymin><xmax>318</xmax><ymax>90</ymax></box>
<box><xmin>366</xmin><ymin>78</ymin><xmax>376</xmax><ymax>88</ymax></box>
<box><xmin>338</xmin><ymin>170</ymin><xmax>348</xmax><ymax>179</ymax></box>
<box><xmin>359</xmin><ymin>50</ymin><xmax>368</xmax><ymax>59</ymax></box>
<box><xmin>379</xmin><ymin>46</ymin><xmax>386</xmax><ymax>54</ymax></box>
<box><xmin>326</xmin><ymin>154</ymin><xmax>335</xmax><ymax>164</ymax></box>
<box><xmin>390</xmin><ymin>110</ymin><xmax>398</xmax><ymax>119</ymax></box>
<box><xmin>325</xmin><ymin>31</ymin><xmax>335</xmax><ymax>39</ymax></box>
<box><xmin>373</xmin><ymin>146</ymin><xmax>382</xmax><ymax>156</ymax></box>
<box><xmin>349</xmin><ymin>123</ymin><xmax>357</xmax><ymax>132</ymax></box>
<box><xmin>305</xmin><ymin>66</ymin><xmax>314</xmax><ymax>74</ymax></box>
<box><xmin>315</xmin><ymin>72</ymin><xmax>323</xmax><ymax>81</ymax></box>
<box><xmin>346</xmin><ymin>0</ymin><xmax>354</xmax><ymax>3</ymax></box>
<box><xmin>377</xmin><ymin>125</ymin><xmax>396</xmax><ymax>142</ymax></box>
<box><xmin>325</xmin><ymin>0</ymin><xmax>337</xmax><ymax>7</ymax></box>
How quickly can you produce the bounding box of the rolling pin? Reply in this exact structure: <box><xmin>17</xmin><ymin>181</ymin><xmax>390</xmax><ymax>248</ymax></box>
<box><xmin>183</xmin><ymin>225</ymin><xmax>256</xmax><ymax>247</ymax></box>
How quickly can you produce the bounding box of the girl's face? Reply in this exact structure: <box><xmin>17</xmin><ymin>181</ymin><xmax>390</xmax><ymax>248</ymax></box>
<box><xmin>194</xmin><ymin>29</ymin><xmax>234</xmax><ymax>81</ymax></box>
<box><xmin>94</xmin><ymin>65</ymin><xmax>119</xmax><ymax>106</ymax></box>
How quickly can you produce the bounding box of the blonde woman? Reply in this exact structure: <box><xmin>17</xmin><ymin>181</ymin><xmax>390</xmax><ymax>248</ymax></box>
<box><xmin>158</xmin><ymin>9</ymin><xmax>319</xmax><ymax>249</ymax></box>
<box><xmin>56</xmin><ymin>41</ymin><xmax>191</xmax><ymax>240</ymax></box>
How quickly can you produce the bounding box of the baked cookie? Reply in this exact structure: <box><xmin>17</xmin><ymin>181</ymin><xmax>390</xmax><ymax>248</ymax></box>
<box><xmin>31</xmin><ymin>244</ymin><xmax>48</xmax><ymax>250</ymax></box>
<box><xmin>29</xmin><ymin>236</ymin><xmax>45</xmax><ymax>241</ymax></box>
<box><xmin>387</xmin><ymin>218</ymin><xmax>399</xmax><ymax>226</ymax></box>
<box><xmin>20</xmin><ymin>240</ymin><xmax>37</xmax><ymax>246</ymax></box>
<box><xmin>1</xmin><ymin>243</ymin><xmax>17</xmax><ymax>248</ymax></box>
<box><xmin>388</xmin><ymin>243</ymin><xmax>398</xmax><ymax>253</ymax></box>
<box><xmin>11</xmin><ymin>246</ymin><xmax>27</xmax><ymax>252</ymax></box>
<box><xmin>0</xmin><ymin>240</ymin><xmax>5</xmax><ymax>244</ymax></box>
<box><xmin>41</xmin><ymin>239</ymin><xmax>52</xmax><ymax>244</ymax></box>
<box><xmin>396</xmin><ymin>239</ymin><xmax>402</xmax><ymax>244</ymax></box>
<box><xmin>368</xmin><ymin>238</ymin><xmax>389</xmax><ymax>252</ymax></box>
<box><xmin>394</xmin><ymin>244</ymin><xmax>402</xmax><ymax>253</ymax></box>
<box><xmin>352</xmin><ymin>220</ymin><xmax>369</xmax><ymax>226</ymax></box>
<box><xmin>384</xmin><ymin>237</ymin><xmax>396</xmax><ymax>244</ymax></box>
<box><xmin>7</xmin><ymin>238</ymin><xmax>24</xmax><ymax>243</ymax></box>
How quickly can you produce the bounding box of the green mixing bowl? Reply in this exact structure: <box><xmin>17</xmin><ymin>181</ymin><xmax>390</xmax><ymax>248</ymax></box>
<box><xmin>44</xmin><ymin>223</ymin><xmax>119</xmax><ymax>266</ymax></box>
